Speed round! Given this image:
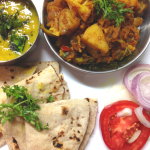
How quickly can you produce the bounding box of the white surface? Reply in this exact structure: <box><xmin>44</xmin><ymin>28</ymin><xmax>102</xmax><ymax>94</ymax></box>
<box><xmin>2</xmin><ymin>0</ymin><xmax>150</xmax><ymax>149</ymax></box>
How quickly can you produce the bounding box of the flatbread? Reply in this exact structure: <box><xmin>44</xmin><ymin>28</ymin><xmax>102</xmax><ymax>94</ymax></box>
<box><xmin>0</xmin><ymin>66</ymin><xmax>37</xmax><ymax>93</ymax></box>
<box><xmin>25</xmin><ymin>99</ymin><xmax>90</xmax><ymax>150</ymax></box>
<box><xmin>0</xmin><ymin>66</ymin><xmax>67</xmax><ymax>105</ymax></box>
<box><xmin>2</xmin><ymin>117</ymin><xmax>25</xmax><ymax>150</ymax></box>
<box><xmin>0</xmin><ymin>65</ymin><xmax>37</xmax><ymax>147</ymax></box>
<box><xmin>0</xmin><ymin>129</ymin><xmax>5</xmax><ymax>148</ymax></box>
<box><xmin>79</xmin><ymin>98</ymin><xmax>98</xmax><ymax>150</ymax></box>
<box><xmin>59</xmin><ymin>74</ymin><xmax>70</xmax><ymax>100</ymax></box>
<box><xmin>0</xmin><ymin>64</ymin><xmax>69</xmax><ymax>149</ymax></box>
<box><xmin>1</xmin><ymin>98</ymin><xmax>97</xmax><ymax>150</ymax></box>
<box><xmin>19</xmin><ymin>61</ymin><xmax>60</xmax><ymax>75</ymax></box>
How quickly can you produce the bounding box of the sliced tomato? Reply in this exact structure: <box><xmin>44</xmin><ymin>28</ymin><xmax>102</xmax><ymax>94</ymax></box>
<box><xmin>60</xmin><ymin>45</ymin><xmax>71</xmax><ymax>51</ymax></box>
<box><xmin>100</xmin><ymin>100</ymin><xmax>150</xmax><ymax>150</ymax></box>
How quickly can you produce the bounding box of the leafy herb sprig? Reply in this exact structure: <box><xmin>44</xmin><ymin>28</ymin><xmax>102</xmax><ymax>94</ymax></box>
<box><xmin>0</xmin><ymin>8</ymin><xmax>29</xmax><ymax>40</ymax></box>
<box><xmin>9</xmin><ymin>32</ymin><xmax>27</xmax><ymax>52</ymax></box>
<box><xmin>93</xmin><ymin>0</ymin><xmax>133</xmax><ymax>26</ymax></box>
<box><xmin>0</xmin><ymin>85</ymin><xmax>54</xmax><ymax>131</ymax></box>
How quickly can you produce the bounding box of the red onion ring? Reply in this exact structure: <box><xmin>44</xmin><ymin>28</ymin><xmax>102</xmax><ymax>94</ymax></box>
<box><xmin>134</xmin><ymin>106</ymin><xmax>150</xmax><ymax>128</ymax></box>
<box><xmin>131</xmin><ymin>72</ymin><xmax>150</xmax><ymax>111</ymax></box>
<box><xmin>123</xmin><ymin>64</ymin><xmax>150</xmax><ymax>94</ymax></box>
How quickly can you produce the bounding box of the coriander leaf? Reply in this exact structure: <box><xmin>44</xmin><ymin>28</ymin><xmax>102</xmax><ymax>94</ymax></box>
<box><xmin>0</xmin><ymin>85</ymin><xmax>54</xmax><ymax>131</ymax></box>
<box><xmin>9</xmin><ymin>32</ymin><xmax>27</xmax><ymax>52</ymax></box>
<box><xmin>0</xmin><ymin>9</ymin><xmax>29</xmax><ymax>40</ymax></box>
<box><xmin>93</xmin><ymin>0</ymin><xmax>133</xmax><ymax>26</ymax></box>
<box><xmin>47</xmin><ymin>95</ymin><xmax>54</xmax><ymax>103</ymax></box>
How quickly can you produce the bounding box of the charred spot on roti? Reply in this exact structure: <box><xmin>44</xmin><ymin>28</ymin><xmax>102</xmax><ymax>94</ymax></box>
<box><xmin>25</xmin><ymin>79</ymin><xmax>30</xmax><ymax>84</ymax></box>
<box><xmin>58</xmin><ymin>131</ymin><xmax>65</xmax><ymax>137</ymax></box>
<box><xmin>77</xmin><ymin>117</ymin><xmax>79</xmax><ymax>120</ymax></box>
<box><xmin>37</xmin><ymin>71</ymin><xmax>42</xmax><ymax>76</ymax></box>
<box><xmin>71</xmin><ymin>117</ymin><xmax>75</xmax><ymax>124</ymax></box>
<box><xmin>78</xmin><ymin>130</ymin><xmax>80</xmax><ymax>133</ymax></box>
<box><xmin>69</xmin><ymin>134</ymin><xmax>80</xmax><ymax>142</ymax></box>
<box><xmin>85</xmin><ymin>98</ymin><xmax>89</xmax><ymax>102</ymax></box>
<box><xmin>53</xmin><ymin>137</ymin><xmax>56</xmax><ymax>140</ymax></box>
<box><xmin>61</xmin><ymin>106</ymin><xmax>69</xmax><ymax>115</ymax></box>
<box><xmin>10</xmin><ymin>69</ymin><xmax>14</xmax><ymax>72</ymax></box>
<box><xmin>59</xmin><ymin>75</ymin><xmax>64</xmax><ymax>82</ymax></box>
<box><xmin>28</xmin><ymin>76</ymin><xmax>35</xmax><ymax>80</ymax></box>
<box><xmin>12</xmin><ymin>137</ymin><xmax>20</xmax><ymax>149</ymax></box>
<box><xmin>77</xmin><ymin>123</ymin><xmax>82</xmax><ymax>127</ymax></box>
<box><xmin>4</xmin><ymin>81</ymin><xmax>7</xmax><ymax>84</ymax></box>
<box><xmin>11</xmin><ymin>76</ymin><xmax>14</xmax><ymax>79</ymax></box>
<box><xmin>53</xmin><ymin>138</ymin><xmax>63</xmax><ymax>148</ymax></box>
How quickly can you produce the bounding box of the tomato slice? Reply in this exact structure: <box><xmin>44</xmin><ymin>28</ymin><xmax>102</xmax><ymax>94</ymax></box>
<box><xmin>100</xmin><ymin>100</ymin><xmax>150</xmax><ymax>150</ymax></box>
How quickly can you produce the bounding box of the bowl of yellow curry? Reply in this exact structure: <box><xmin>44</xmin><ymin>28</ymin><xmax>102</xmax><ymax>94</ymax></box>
<box><xmin>41</xmin><ymin>0</ymin><xmax>150</xmax><ymax>73</ymax></box>
<box><xmin>0</xmin><ymin>0</ymin><xmax>40</xmax><ymax>65</ymax></box>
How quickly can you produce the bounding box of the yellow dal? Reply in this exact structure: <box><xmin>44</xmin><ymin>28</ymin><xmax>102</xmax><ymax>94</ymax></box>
<box><xmin>0</xmin><ymin>0</ymin><xmax>39</xmax><ymax>61</ymax></box>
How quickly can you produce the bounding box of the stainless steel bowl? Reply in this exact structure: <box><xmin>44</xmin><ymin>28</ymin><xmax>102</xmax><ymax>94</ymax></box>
<box><xmin>41</xmin><ymin>0</ymin><xmax>150</xmax><ymax>73</ymax></box>
<box><xmin>0</xmin><ymin>0</ymin><xmax>40</xmax><ymax>66</ymax></box>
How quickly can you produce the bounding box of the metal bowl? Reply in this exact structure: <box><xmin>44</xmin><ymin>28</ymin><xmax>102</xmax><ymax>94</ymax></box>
<box><xmin>0</xmin><ymin>0</ymin><xmax>40</xmax><ymax>66</ymax></box>
<box><xmin>41</xmin><ymin>0</ymin><xmax>150</xmax><ymax>73</ymax></box>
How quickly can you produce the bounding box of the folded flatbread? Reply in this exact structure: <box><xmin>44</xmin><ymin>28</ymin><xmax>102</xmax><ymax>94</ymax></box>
<box><xmin>25</xmin><ymin>99</ymin><xmax>90</xmax><ymax>150</ymax></box>
<box><xmin>79</xmin><ymin>98</ymin><xmax>98</xmax><ymax>150</ymax></box>
<box><xmin>19</xmin><ymin>61</ymin><xmax>60</xmax><ymax>75</ymax></box>
<box><xmin>0</xmin><ymin>62</ymin><xmax>69</xmax><ymax>149</ymax></box>
<box><xmin>0</xmin><ymin>61</ymin><xmax>60</xmax><ymax>93</ymax></box>
<box><xmin>0</xmin><ymin>63</ymin><xmax>38</xmax><ymax>147</ymax></box>
<box><xmin>2</xmin><ymin>98</ymin><xmax>97</xmax><ymax>150</ymax></box>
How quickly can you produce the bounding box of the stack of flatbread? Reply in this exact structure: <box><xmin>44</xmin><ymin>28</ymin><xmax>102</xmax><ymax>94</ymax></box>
<box><xmin>0</xmin><ymin>61</ymin><xmax>98</xmax><ymax>150</ymax></box>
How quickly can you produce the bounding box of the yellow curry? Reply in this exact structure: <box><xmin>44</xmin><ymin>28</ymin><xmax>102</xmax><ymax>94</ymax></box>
<box><xmin>0</xmin><ymin>0</ymin><xmax>39</xmax><ymax>61</ymax></box>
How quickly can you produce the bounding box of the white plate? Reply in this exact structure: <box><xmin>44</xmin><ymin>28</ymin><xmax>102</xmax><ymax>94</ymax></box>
<box><xmin>2</xmin><ymin>0</ymin><xmax>150</xmax><ymax>149</ymax></box>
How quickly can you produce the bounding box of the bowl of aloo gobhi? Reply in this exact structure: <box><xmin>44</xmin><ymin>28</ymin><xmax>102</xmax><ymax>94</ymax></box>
<box><xmin>41</xmin><ymin>0</ymin><xmax>150</xmax><ymax>73</ymax></box>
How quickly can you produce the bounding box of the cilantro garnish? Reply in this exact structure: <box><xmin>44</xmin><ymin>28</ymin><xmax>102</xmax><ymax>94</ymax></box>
<box><xmin>93</xmin><ymin>0</ymin><xmax>133</xmax><ymax>26</ymax></box>
<box><xmin>0</xmin><ymin>85</ymin><xmax>54</xmax><ymax>131</ymax></box>
<box><xmin>9</xmin><ymin>32</ymin><xmax>27</xmax><ymax>52</ymax></box>
<box><xmin>0</xmin><ymin>9</ymin><xmax>29</xmax><ymax>40</ymax></box>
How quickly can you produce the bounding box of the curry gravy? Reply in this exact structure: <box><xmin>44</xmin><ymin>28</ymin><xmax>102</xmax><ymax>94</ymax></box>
<box><xmin>0</xmin><ymin>0</ymin><xmax>39</xmax><ymax>61</ymax></box>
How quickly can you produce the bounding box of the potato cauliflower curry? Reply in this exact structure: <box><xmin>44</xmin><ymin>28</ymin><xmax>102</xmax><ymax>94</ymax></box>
<box><xmin>42</xmin><ymin>0</ymin><xmax>146</xmax><ymax>69</ymax></box>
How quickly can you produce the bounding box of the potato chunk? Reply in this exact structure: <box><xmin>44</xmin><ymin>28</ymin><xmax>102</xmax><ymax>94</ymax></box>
<box><xmin>65</xmin><ymin>0</ymin><xmax>92</xmax><ymax>22</ymax></box>
<box><xmin>81</xmin><ymin>23</ymin><xmax>109</xmax><ymax>55</ymax></box>
<box><xmin>59</xmin><ymin>8</ymin><xmax>80</xmax><ymax>36</ymax></box>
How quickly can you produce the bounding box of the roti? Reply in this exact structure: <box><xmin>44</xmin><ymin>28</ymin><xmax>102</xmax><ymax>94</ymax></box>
<box><xmin>19</xmin><ymin>61</ymin><xmax>60</xmax><ymax>75</ymax></box>
<box><xmin>0</xmin><ymin>61</ymin><xmax>69</xmax><ymax>148</ymax></box>
<box><xmin>25</xmin><ymin>99</ymin><xmax>90</xmax><ymax>150</ymax></box>
<box><xmin>1</xmin><ymin>98</ymin><xmax>97</xmax><ymax>150</ymax></box>
<box><xmin>79</xmin><ymin>98</ymin><xmax>98</xmax><ymax>150</ymax></box>
<box><xmin>0</xmin><ymin>61</ymin><xmax>60</xmax><ymax>93</ymax></box>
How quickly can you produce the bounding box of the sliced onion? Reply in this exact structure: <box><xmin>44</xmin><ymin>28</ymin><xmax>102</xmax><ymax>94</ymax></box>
<box><xmin>134</xmin><ymin>106</ymin><xmax>150</xmax><ymax>128</ymax></box>
<box><xmin>123</xmin><ymin>64</ymin><xmax>150</xmax><ymax>94</ymax></box>
<box><xmin>128</xmin><ymin>130</ymin><xmax>141</xmax><ymax>144</ymax></box>
<box><xmin>117</xmin><ymin>108</ymin><xmax>132</xmax><ymax>117</ymax></box>
<box><xmin>131</xmin><ymin>72</ymin><xmax>150</xmax><ymax>110</ymax></box>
